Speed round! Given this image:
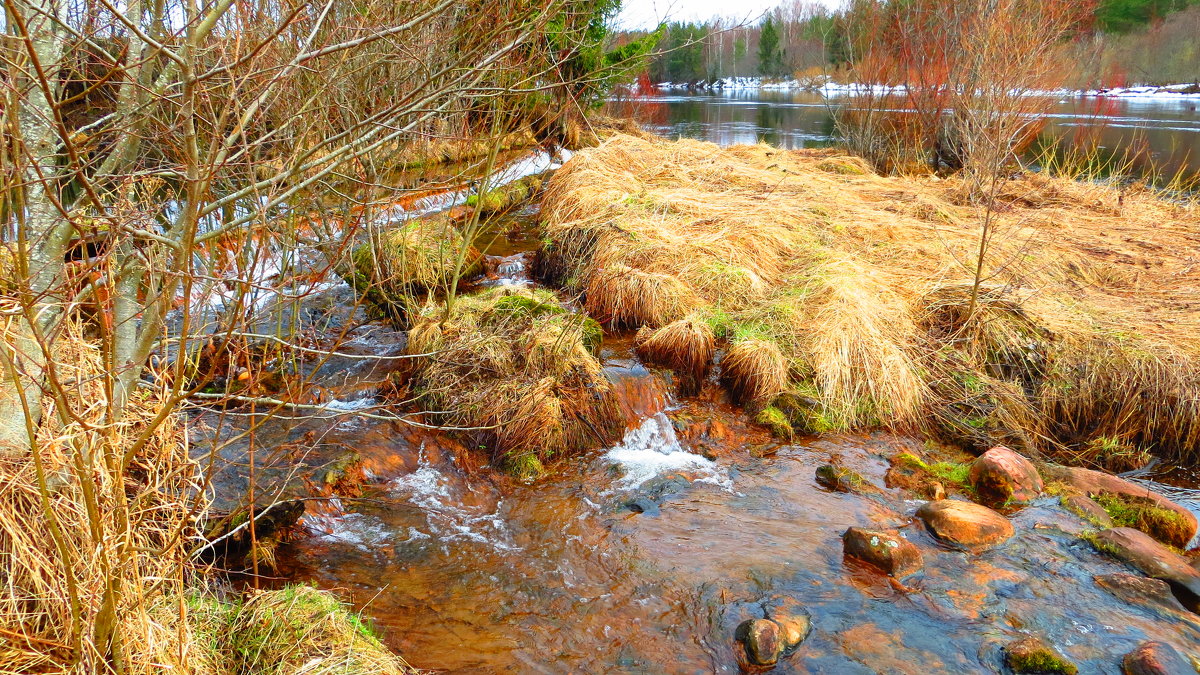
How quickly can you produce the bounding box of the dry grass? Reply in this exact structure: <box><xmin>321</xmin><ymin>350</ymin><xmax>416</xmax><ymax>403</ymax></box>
<box><xmin>538</xmin><ymin>134</ymin><xmax>1200</xmax><ymax>463</ymax></box>
<box><xmin>404</xmin><ymin>287</ymin><xmax>621</xmax><ymax>476</ymax></box>
<box><xmin>344</xmin><ymin>215</ymin><xmax>483</xmax><ymax>323</ymax></box>
<box><xmin>0</xmin><ymin>319</ymin><xmax>207</xmax><ymax>674</ymax></box>
<box><xmin>0</xmin><ymin>319</ymin><xmax>413</xmax><ymax>673</ymax></box>
<box><xmin>633</xmin><ymin>317</ymin><xmax>714</xmax><ymax>396</ymax></box>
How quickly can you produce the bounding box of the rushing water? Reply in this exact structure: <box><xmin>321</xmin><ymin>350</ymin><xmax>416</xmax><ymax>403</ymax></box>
<box><xmin>645</xmin><ymin>90</ymin><xmax>1200</xmax><ymax>179</ymax></box>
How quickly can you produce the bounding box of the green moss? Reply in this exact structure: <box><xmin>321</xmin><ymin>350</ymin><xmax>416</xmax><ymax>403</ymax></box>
<box><xmin>1059</xmin><ymin>496</ymin><xmax>1109</xmax><ymax>528</ymax></box>
<box><xmin>1007</xmin><ymin>642</ymin><xmax>1078</xmax><ymax>675</ymax></box>
<box><xmin>506</xmin><ymin>453</ymin><xmax>546</xmax><ymax>481</ymax></box>
<box><xmin>1080</xmin><ymin>529</ymin><xmax>1124</xmax><ymax>557</ymax></box>
<box><xmin>1093</xmin><ymin>492</ymin><xmax>1192</xmax><ymax>548</ymax></box>
<box><xmin>815</xmin><ymin>464</ymin><xmax>866</xmax><ymax>492</ymax></box>
<box><xmin>816</xmin><ymin>158</ymin><xmax>867</xmax><ymax>175</ymax></box>
<box><xmin>894</xmin><ymin>452</ymin><xmax>972</xmax><ymax>490</ymax></box>
<box><xmin>755</xmin><ymin>406</ymin><xmax>794</xmax><ymax>439</ymax></box>
<box><xmin>491</xmin><ymin>293</ymin><xmax>567</xmax><ymax>319</ymax></box>
<box><xmin>578</xmin><ymin>316</ymin><xmax>604</xmax><ymax>355</ymax></box>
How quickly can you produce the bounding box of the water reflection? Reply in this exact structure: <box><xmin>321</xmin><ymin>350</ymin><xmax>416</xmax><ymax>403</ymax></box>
<box><xmin>647</xmin><ymin>90</ymin><xmax>1200</xmax><ymax>177</ymax></box>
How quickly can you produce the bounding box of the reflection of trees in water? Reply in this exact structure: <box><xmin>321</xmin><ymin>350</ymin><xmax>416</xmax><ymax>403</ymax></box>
<box><xmin>661</xmin><ymin>93</ymin><xmax>1199</xmax><ymax>177</ymax></box>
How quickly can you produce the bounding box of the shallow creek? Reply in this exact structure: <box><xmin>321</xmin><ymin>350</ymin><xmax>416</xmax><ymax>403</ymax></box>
<box><xmin>200</xmin><ymin>195</ymin><xmax>1200</xmax><ymax>673</ymax></box>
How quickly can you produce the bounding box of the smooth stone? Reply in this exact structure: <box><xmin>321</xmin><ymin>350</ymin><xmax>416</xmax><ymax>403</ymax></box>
<box><xmin>842</xmin><ymin>527</ymin><xmax>924</xmax><ymax>578</ymax></box>
<box><xmin>816</xmin><ymin>464</ymin><xmax>865</xmax><ymax>493</ymax></box>
<box><xmin>917</xmin><ymin>499</ymin><xmax>1014</xmax><ymax>550</ymax></box>
<box><xmin>737</xmin><ymin>618</ymin><xmax>784</xmax><ymax>666</ymax></box>
<box><xmin>763</xmin><ymin>595</ymin><xmax>811</xmax><ymax>650</ymax></box>
<box><xmin>1063</xmin><ymin>495</ymin><xmax>1114</xmax><ymax>528</ymax></box>
<box><xmin>969</xmin><ymin>446</ymin><xmax>1043</xmax><ymax>506</ymax></box>
<box><xmin>1121</xmin><ymin>641</ymin><xmax>1195</xmax><ymax>675</ymax></box>
<box><xmin>1092</xmin><ymin>528</ymin><xmax>1200</xmax><ymax>610</ymax></box>
<box><xmin>1094</xmin><ymin>574</ymin><xmax>1200</xmax><ymax>628</ymax></box>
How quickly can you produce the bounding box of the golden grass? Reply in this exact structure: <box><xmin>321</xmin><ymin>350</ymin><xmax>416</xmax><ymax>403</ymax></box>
<box><xmin>634</xmin><ymin>316</ymin><xmax>715</xmax><ymax>396</ymax></box>
<box><xmin>404</xmin><ymin>288</ymin><xmax>622</xmax><ymax>474</ymax></box>
<box><xmin>345</xmin><ymin>215</ymin><xmax>483</xmax><ymax>323</ymax></box>
<box><xmin>538</xmin><ymin>134</ymin><xmax>1200</xmax><ymax>462</ymax></box>
<box><xmin>0</xmin><ymin>319</ymin><xmax>413</xmax><ymax>673</ymax></box>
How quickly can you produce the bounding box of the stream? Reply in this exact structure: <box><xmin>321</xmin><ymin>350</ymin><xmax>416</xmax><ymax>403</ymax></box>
<box><xmin>193</xmin><ymin>140</ymin><xmax>1200</xmax><ymax>672</ymax></box>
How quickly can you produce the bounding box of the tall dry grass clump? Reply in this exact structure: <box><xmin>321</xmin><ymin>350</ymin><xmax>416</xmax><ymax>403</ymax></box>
<box><xmin>538</xmin><ymin>134</ymin><xmax>1200</xmax><ymax>465</ymax></box>
<box><xmin>634</xmin><ymin>317</ymin><xmax>715</xmax><ymax>396</ymax></box>
<box><xmin>403</xmin><ymin>287</ymin><xmax>621</xmax><ymax>478</ymax></box>
<box><xmin>0</xmin><ymin>318</ymin><xmax>207</xmax><ymax>674</ymax></box>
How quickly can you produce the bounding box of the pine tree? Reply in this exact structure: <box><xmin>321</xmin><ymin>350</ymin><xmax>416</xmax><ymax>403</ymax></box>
<box><xmin>758</xmin><ymin>16</ymin><xmax>783</xmax><ymax>76</ymax></box>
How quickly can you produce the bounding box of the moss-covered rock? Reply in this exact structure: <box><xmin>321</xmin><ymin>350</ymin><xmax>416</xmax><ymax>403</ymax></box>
<box><xmin>1004</xmin><ymin>636</ymin><xmax>1077</xmax><ymax>675</ymax></box>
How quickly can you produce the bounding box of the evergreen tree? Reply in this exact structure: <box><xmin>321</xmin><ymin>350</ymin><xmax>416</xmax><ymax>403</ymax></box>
<box><xmin>758</xmin><ymin>16</ymin><xmax>783</xmax><ymax>76</ymax></box>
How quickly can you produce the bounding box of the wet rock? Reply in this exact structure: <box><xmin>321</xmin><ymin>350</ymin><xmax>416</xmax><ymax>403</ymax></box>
<box><xmin>624</xmin><ymin>497</ymin><xmax>660</xmax><ymax>516</ymax></box>
<box><xmin>763</xmin><ymin>595</ymin><xmax>811</xmax><ymax>650</ymax></box>
<box><xmin>816</xmin><ymin>464</ymin><xmax>867</xmax><ymax>493</ymax></box>
<box><xmin>1062</xmin><ymin>495</ymin><xmax>1114</xmax><ymax>528</ymax></box>
<box><xmin>1004</xmin><ymin>636</ymin><xmax>1078</xmax><ymax>674</ymax></box>
<box><xmin>1094</xmin><ymin>574</ymin><xmax>1199</xmax><ymax>626</ymax></box>
<box><xmin>1089</xmin><ymin>528</ymin><xmax>1200</xmax><ymax>610</ymax></box>
<box><xmin>737</xmin><ymin>618</ymin><xmax>784</xmax><ymax>666</ymax></box>
<box><xmin>968</xmin><ymin>446</ymin><xmax>1043</xmax><ymax>506</ymax></box>
<box><xmin>1121</xmin><ymin>641</ymin><xmax>1194</xmax><ymax>675</ymax></box>
<box><xmin>1052</xmin><ymin>465</ymin><xmax>1197</xmax><ymax>543</ymax></box>
<box><xmin>917</xmin><ymin>499</ymin><xmax>1014</xmax><ymax>550</ymax></box>
<box><xmin>842</xmin><ymin>527</ymin><xmax>923</xmax><ymax>578</ymax></box>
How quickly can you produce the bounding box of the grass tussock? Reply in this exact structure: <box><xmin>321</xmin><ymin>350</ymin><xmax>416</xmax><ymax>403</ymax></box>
<box><xmin>404</xmin><ymin>287</ymin><xmax>621</xmax><ymax>475</ymax></box>
<box><xmin>345</xmin><ymin>215</ymin><xmax>483</xmax><ymax>322</ymax></box>
<box><xmin>634</xmin><ymin>317</ymin><xmax>715</xmax><ymax>396</ymax></box>
<box><xmin>538</xmin><ymin>134</ymin><xmax>1200</xmax><ymax>461</ymax></box>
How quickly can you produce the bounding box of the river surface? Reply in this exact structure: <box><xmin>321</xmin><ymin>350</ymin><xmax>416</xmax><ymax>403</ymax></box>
<box><xmin>194</xmin><ymin>112</ymin><xmax>1200</xmax><ymax>672</ymax></box>
<box><xmin>643</xmin><ymin>90</ymin><xmax>1200</xmax><ymax>180</ymax></box>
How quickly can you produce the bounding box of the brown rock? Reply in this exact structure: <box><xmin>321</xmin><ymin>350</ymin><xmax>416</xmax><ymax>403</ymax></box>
<box><xmin>737</xmin><ymin>618</ymin><xmax>784</xmax><ymax>666</ymax></box>
<box><xmin>842</xmin><ymin>527</ymin><xmax>924</xmax><ymax>578</ymax></box>
<box><xmin>1054</xmin><ymin>466</ymin><xmax>1197</xmax><ymax>544</ymax></box>
<box><xmin>764</xmin><ymin>596</ymin><xmax>811</xmax><ymax>650</ymax></box>
<box><xmin>917</xmin><ymin>499</ymin><xmax>1014</xmax><ymax>550</ymax></box>
<box><xmin>1091</xmin><ymin>528</ymin><xmax>1200</xmax><ymax>610</ymax></box>
<box><xmin>969</xmin><ymin>446</ymin><xmax>1043</xmax><ymax>506</ymax></box>
<box><xmin>1122</xmin><ymin>641</ymin><xmax>1194</xmax><ymax>675</ymax></box>
<box><xmin>1094</xmin><ymin>574</ymin><xmax>1200</xmax><ymax>629</ymax></box>
<box><xmin>1063</xmin><ymin>495</ymin><xmax>1114</xmax><ymax>528</ymax></box>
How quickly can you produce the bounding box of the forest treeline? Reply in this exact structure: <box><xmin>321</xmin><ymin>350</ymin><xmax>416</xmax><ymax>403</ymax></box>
<box><xmin>632</xmin><ymin>0</ymin><xmax>1200</xmax><ymax>86</ymax></box>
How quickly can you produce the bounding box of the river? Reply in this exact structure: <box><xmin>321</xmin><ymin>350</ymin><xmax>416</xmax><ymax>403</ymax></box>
<box><xmin>643</xmin><ymin>90</ymin><xmax>1200</xmax><ymax>180</ymax></box>
<box><xmin>203</xmin><ymin>100</ymin><xmax>1200</xmax><ymax>674</ymax></box>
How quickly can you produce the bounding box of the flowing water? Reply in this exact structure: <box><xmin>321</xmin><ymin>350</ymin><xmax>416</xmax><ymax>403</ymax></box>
<box><xmin>644</xmin><ymin>90</ymin><xmax>1200</xmax><ymax>179</ymax></box>
<box><xmin>193</xmin><ymin>104</ymin><xmax>1200</xmax><ymax>672</ymax></box>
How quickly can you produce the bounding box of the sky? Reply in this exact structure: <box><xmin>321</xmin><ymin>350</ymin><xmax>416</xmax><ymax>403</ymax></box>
<box><xmin>615</xmin><ymin>0</ymin><xmax>840</xmax><ymax>30</ymax></box>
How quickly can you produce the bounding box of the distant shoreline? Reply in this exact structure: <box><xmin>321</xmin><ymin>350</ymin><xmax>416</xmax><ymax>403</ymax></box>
<box><xmin>650</xmin><ymin>77</ymin><xmax>1200</xmax><ymax>101</ymax></box>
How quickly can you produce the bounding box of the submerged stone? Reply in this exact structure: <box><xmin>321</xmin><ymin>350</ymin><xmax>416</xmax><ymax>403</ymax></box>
<box><xmin>1089</xmin><ymin>528</ymin><xmax>1200</xmax><ymax>610</ymax></box>
<box><xmin>1004</xmin><ymin>636</ymin><xmax>1078</xmax><ymax>675</ymax></box>
<box><xmin>816</xmin><ymin>464</ymin><xmax>867</xmax><ymax>493</ymax></box>
<box><xmin>1121</xmin><ymin>641</ymin><xmax>1194</xmax><ymax>675</ymax></box>
<box><xmin>763</xmin><ymin>595</ymin><xmax>811</xmax><ymax>650</ymax></box>
<box><xmin>969</xmin><ymin>446</ymin><xmax>1043</xmax><ymax>506</ymax></box>
<box><xmin>1094</xmin><ymin>574</ymin><xmax>1197</xmax><ymax>624</ymax></box>
<box><xmin>917</xmin><ymin>499</ymin><xmax>1014</xmax><ymax>550</ymax></box>
<box><xmin>737</xmin><ymin>618</ymin><xmax>784</xmax><ymax>666</ymax></box>
<box><xmin>842</xmin><ymin>527</ymin><xmax>924</xmax><ymax>578</ymax></box>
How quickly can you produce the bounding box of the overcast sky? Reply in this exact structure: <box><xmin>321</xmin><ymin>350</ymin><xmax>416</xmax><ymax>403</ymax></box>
<box><xmin>615</xmin><ymin>0</ymin><xmax>841</xmax><ymax>30</ymax></box>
